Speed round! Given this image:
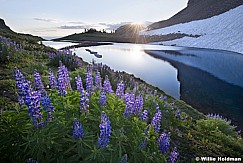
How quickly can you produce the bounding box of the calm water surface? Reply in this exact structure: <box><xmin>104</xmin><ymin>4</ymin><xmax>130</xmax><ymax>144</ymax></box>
<box><xmin>43</xmin><ymin>41</ymin><xmax>243</xmax><ymax>129</ymax></box>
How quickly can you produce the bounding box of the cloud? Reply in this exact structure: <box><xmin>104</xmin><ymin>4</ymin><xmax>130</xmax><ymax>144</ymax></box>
<box><xmin>67</xmin><ymin>21</ymin><xmax>85</xmax><ymax>25</ymax></box>
<box><xmin>34</xmin><ymin>18</ymin><xmax>59</xmax><ymax>23</ymax></box>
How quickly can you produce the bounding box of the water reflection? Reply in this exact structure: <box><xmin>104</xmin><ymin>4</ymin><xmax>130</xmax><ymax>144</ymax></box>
<box><xmin>145</xmin><ymin>50</ymin><xmax>243</xmax><ymax>129</ymax></box>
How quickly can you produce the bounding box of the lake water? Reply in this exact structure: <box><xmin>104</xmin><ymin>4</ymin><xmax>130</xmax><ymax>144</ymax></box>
<box><xmin>43</xmin><ymin>41</ymin><xmax>243</xmax><ymax>129</ymax></box>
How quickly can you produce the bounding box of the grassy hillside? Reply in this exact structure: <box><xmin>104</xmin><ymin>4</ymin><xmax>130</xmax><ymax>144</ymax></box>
<box><xmin>0</xmin><ymin>30</ymin><xmax>242</xmax><ymax>162</ymax></box>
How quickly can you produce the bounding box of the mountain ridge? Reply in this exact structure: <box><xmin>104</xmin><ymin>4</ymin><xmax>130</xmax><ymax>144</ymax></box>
<box><xmin>148</xmin><ymin>0</ymin><xmax>243</xmax><ymax>30</ymax></box>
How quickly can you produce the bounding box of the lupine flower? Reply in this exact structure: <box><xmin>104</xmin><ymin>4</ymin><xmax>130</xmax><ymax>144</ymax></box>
<box><xmin>14</xmin><ymin>68</ymin><xmax>28</xmax><ymax>106</ymax></box>
<box><xmin>76</xmin><ymin>75</ymin><xmax>84</xmax><ymax>93</ymax></box>
<box><xmin>157</xmin><ymin>132</ymin><xmax>170</xmax><ymax>154</ymax></box>
<box><xmin>145</xmin><ymin>94</ymin><xmax>148</xmax><ymax>100</ymax></box>
<box><xmin>80</xmin><ymin>91</ymin><xmax>89</xmax><ymax>113</ymax></box>
<box><xmin>41</xmin><ymin>92</ymin><xmax>54</xmax><ymax>121</ymax></box>
<box><xmin>33</xmin><ymin>70</ymin><xmax>44</xmax><ymax>91</ymax></box>
<box><xmin>120</xmin><ymin>154</ymin><xmax>128</xmax><ymax>163</ymax></box>
<box><xmin>98</xmin><ymin>111</ymin><xmax>112</xmax><ymax>148</ymax></box>
<box><xmin>72</xmin><ymin>119</ymin><xmax>85</xmax><ymax>139</ymax></box>
<box><xmin>154</xmin><ymin>90</ymin><xmax>157</xmax><ymax>96</ymax></box>
<box><xmin>25</xmin><ymin>90</ymin><xmax>44</xmax><ymax>128</ymax></box>
<box><xmin>57</xmin><ymin>64</ymin><xmax>67</xmax><ymax>96</ymax></box>
<box><xmin>48</xmin><ymin>70</ymin><xmax>57</xmax><ymax>89</ymax></box>
<box><xmin>123</xmin><ymin>93</ymin><xmax>135</xmax><ymax>118</ymax></box>
<box><xmin>86</xmin><ymin>69</ymin><xmax>93</xmax><ymax>96</ymax></box>
<box><xmin>103</xmin><ymin>75</ymin><xmax>113</xmax><ymax>93</ymax></box>
<box><xmin>116</xmin><ymin>81</ymin><xmax>125</xmax><ymax>98</ymax></box>
<box><xmin>27</xmin><ymin>158</ymin><xmax>38</xmax><ymax>163</ymax></box>
<box><xmin>151</xmin><ymin>110</ymin><xmax>162</xmax><ymax>133</ymax></box>
<box><xmin>144</xmin><ymin>124</ymin><xmax>151</xmax><ymax>135</ymax></box>
<box><xmin>206</xmin><ymin>113</ymin><xmax>232</xmax><ymax>124</ymax></box>
<box><xmin>140</xmin><ymin>137</ymin><xmax>148</xmax><ymax>149</ymax></box>
<box><xmin>95</xmin><ymin>71</ymin><xmax>102</xmax><ymax>90</ymax></box>
<box><xmin>168</xmin><ymin>147</ymin><xmax>179</xmax><ymax>163</ymax></box>
<box><xmin>99</xmin><ymin>91</ymin><xmax>107</xmax><ymax>106</ymax></box>
<box><xmin>62</xmin><ymin>65</ymin><xmax>72</xmax><ymax>90</ymax></box>
<box><xmin>140</xmin><ymin>110</ymin><xmax>149</xmax><ymax>122</ymax></box>
<box><xmin>163</xmin><ymin>96</ymin><xmax>167</xmax><ymax>101</ymax></box>
<box><xmin>238</xmin><ymin>130</ymin><xmax>241</xmax><ymax>135</ymax></box>
<box><xmin>176</xmin><ymin>110</ymin><xmax>181</xmax><ymax>118</ymax></box>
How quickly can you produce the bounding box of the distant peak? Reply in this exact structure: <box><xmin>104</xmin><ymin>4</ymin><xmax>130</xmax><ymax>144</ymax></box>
<box><xmin>0</xmin><ymin>18</ymin><xmax>12</xmax><ymax>31</ymax></box>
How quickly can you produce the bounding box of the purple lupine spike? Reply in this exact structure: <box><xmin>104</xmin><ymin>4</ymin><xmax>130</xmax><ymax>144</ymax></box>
<box><xmin>27</xmin><ymin>158</ymin><xmax>38</xmax><ymax>163</ymax></box>
<box><xmin>41</xmin><ymin>92</ymin><xmax>54</xmax><ymax>121</ymax></box>
<box><xmin>133</xmin><ymin>94</ymin><xmax>143</xmax><ymax>115</ymax></box>
<box><xmin>120</xmin><ymin>154</ymin><xmax>128</xmax><ymax>163</ymax></box>
<box><xmin>34</xmin><ymin>70</ymin><xmax>44</xmax><ymax>91</ymax></box>
<box><xmin>116</xmin><ymin>81</ymin><xmax>125</xmax><ymax>98</ymax></box>
<box><xmin>72</xmin><ymin>118</ymin><xmax>85</xmax><ymax>139</ymax></box>
<box><xmin>76</xmin><ymin>75</ymin><xmax>84</xmax><ymax>93</ymax></box>
<box><xmin>164</xmin><ymin>103</ymin><xmax>168</xmax><ymax>108</ymax></box>
<box><xmin>140</xmin><ymin>137</ymin><xmax>148</xmax><ymax>149</ymax></box>
<box><xmin>57</xmin><ymin>63</ymin><xmax>67</xmax><ymax>96</ymax></box>
<box><xmin>151</xmin><ymin>110</ymin><xmax>162</xmax><ymax>133</ymax></box>
<box><xmin>123</xmin><ymin>93</ymin><xmax>135</xmax><ymax>118</ymax></box>
<box><xmin>163</xmin><ymin>96</ymin><xmax>167</xmax><ymax>101</ymax></box>
<box><xmin>80</xmin><ymin>91</ymin><xmax>89</xmax><ymax>113</ymax></box>
<box><xmin>238</xmin><ymin>130</ymin><xmax>241</xmax><ymax>135</ymax></box>
<box><xmin>103</xmin><ymin>75</ymin><xmax>113</xmax><ymax>93</ymax></box>
<box><xmin>62</xmin><ymin>65</ymin><xmax>72</xmax><ymax>90</ymax></box>
<box><xmin>95</xmin><ymin>71</ymin><xmax>102</xmax><ymax>90</ymax></box>
<box><xmin>14</xmin><ymin>68</ymin><xmax>27</xmax><ymax>106</ymax></box>
<box><xmin>145</xmin><ymin>94</ymin><xmax>148</xmax><ymax>100</ymax></box>
<box><xmin>140</xmin><ymin>110</ymin><xmax>149</xmax><ymax>122</ymax></box>
<box><xmin>25</xmin><ymin>90</ymin><xmax>44</xmax><ymax>128</ymax></box>
<box><xmin>157</xmin><ymin>132</ymin><xmax>170</xmax><ymax>154</ymax></box>
<box><xmin>99</xmin><ymin>91</ymin><xmax>107</xmax><ymax>106</ymax></box>
<box><xmin>98</xmin><ymin>111</ymin><xmax>112</xmax><ymax>148</ymax></box>
<box><xmin>168</xmin><ymin>147</ymin><xmax>179</xmax><ymax>163</ymax></box>
<box><xmin>48</xmin><ymin>70</ymin><xmax>57</xmax><ymax>89</ymax></box>
<box><xmin>154</xmin><ymin>90</ymin><xmax>157</xmax><ymax>96</ymax></box>
<box><xmin>85</xmin><ymin>69</ymin><xmax>93</xmax><ymax>96</ymax></box>
<box><xmin>176</xmin><ymin>110</ymin><xmax>181</xmax><ymax>118</ymax></box>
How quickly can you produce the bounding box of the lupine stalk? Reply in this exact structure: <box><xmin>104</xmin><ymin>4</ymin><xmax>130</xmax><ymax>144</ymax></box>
<box><xmin>95</xmin><ymin>71</ymin><xmax>102</xmax><ymax>90</ymax></box>
<box><xmin>41</xmin><ymin>92</ymin><xmax>54</xmax><ymax>121</ymax></box>
<box><xmin>168</xmin><ymin>147</ymin><xmax>179</xmax><ymax>163</ymax></box>
<box><xmin>98</xmin><ymin>111</ymin><xmax>112</xmax><ymax>148</ymax></box>
<box><xmin>76</xmin><ymin>75</ymin><xmax>84</xmax><ymax>93</ymax></box>
<box><xmin>140</xmin><ymin>110</ymin><xmax>149</xmax><ymax>122</ymax></box>
<box><xmin>86</xmin><ymin>69</ymin><xmax>93</xmax><ymax>96</ymax></box>
<box><xmin>157</xmin><ymin>132</ymin><xmax>170</xmax><ymax>154</ymax></box>
<box><xmin>99</xmin><ymin>91</ymin><xmax>107</xmax><ymax>106</ymax></box>
<box><xmin>72</xmin><ymin>119</ymin><xmax>85</xmax><ymax>139</ymax></box>
<box><xmin>116</xmin><ymin>81</ymin><xmax>125</xmax><ymax>98</ymax></box>
<box><xmin>57</xmin><ymin>64</ymin><xmax>67</xmax><ymax>96</ymax></box>
<box><xmin>151</xmin><ymin>110</ymin><xmax>162</xmax><ymax>133</ymax></box>
<box><xmin>103</xmin><ymin>75</ymin><xmax>113</xmax><ymax>93</ymax></box>
<box><xmin>48</xmin><ymin>70</ymin><xmax>57</xmax><ymax>89</ymax></box>
<box><xmin>33</xmin><ymin>70</ymin><xmax>44</xmax><ymax>91</ymax></box>
<box><xmin>120</xmin><ymin>154</ymin><xmax>128</xmax><ymax>163</ymax></box>
<box><xmin>80</xmin><ymin>91</ymin><xmax>89</xmax><ymax>113</ymax></box>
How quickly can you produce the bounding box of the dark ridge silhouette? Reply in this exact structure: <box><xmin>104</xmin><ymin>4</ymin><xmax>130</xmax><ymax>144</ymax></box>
<box><xmin>148</xmin><ymin>0</ymin><xmax>243</xmax><ymax>30</ymax></box>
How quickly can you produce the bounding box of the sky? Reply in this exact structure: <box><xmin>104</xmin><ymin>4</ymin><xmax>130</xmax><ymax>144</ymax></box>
<box><xmin>0</xmin><ymin>0</ymin><xmax>188</xmax><ymax>39</ymax></box>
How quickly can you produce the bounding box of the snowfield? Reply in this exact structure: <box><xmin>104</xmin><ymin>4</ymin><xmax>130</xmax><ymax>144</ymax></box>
<box><xmin>141</xmin><ymin>5</ymin><xmax>243</xmax><ymax>54</ymax></box>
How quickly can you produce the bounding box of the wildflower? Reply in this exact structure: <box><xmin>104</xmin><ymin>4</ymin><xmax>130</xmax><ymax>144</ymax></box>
<box><xmin>95</xmin><ymin>71</ymin><xmax>102</xmax><ymax>90</ymax></box>
<box><xmin>27</xmin><ymin>158</ymin><xmax>38</xmax><ymax>163</ymax></box>
<box><xmin>123</xmin><ymin>93</ymin><xmax>135</xmax><ymax>117</ymax></box>
<box><xmin>140</xmin><ymin>110</ymin><xmax>149</xmax><ymax>122</ymax></box>
<box><xmin>120</xmin><ymin>154</ymin><xmax>128</xmax><ymax>163</ymax></box>
<box><xmin>25</xmin><ymin>90</ymin><xmax>44</xmax><ymax>128</ymax></box>
<box><xmin>176</xmin><ymin>110</ymin><xmax>181</xmax><ymax>118</ymax></box>
<box><xmin>116</xmin><ymin>81</ymin><xmax>125</xmax><ymax>98</ymax></box>
<box><xmin>76</xmin><ymin>75</ymin><xmax>84</xmax><ymax>93</ymax></box>
<box><xmin>99</xmin><ymin>91</ymin><xmax>107</xmax><ymax>106</ymax></box>
<box><xmin>154</xmin><ymin>90</ymin><xmax>157</xmax><ymax>96</ymax></box>
<box><xmin>34</xmin><ymin>70</ymin><xmax>44</xmax><ymax>91</ymax></box>
<box><xmin>157</xmin><ymin>132</ymin><xmax>170</xmax><ymax>154</ymax></box>
<box><xmin>72</xmin><ymin>119</ymin><xmax>85</xmax><ymax>139</ymax></box>
<box><xmin>86</xmin><ymin>69</ymin><xmax>93</xmax><ymax>96</ymax></box>
<box><xmin>103</xmin><ymin>75</ymin><xmax>113</xmax><ymax>93</ymax></box>
<box><xmin>151</xmin><ymin>110</ymin><xmax>162</xmax><ymax>133</ymax></box>
<box><xmin>140</xmin><ymin>137</ymin><xmax>148</xmax><ymax>149</ymax></box>
<box><xmin>98</xmin><ymin>111</ymin><xmax>112</xmax><ymax>148</ymax></box>
<box><xmin>168</xmin><ymin>147</ymin><xmax>179</xmax><ymax>163</ymax></box>
<box><xmin>57</xmin><ymin>64</ymin><xmax>67</xmax><ymax>96</ymax></box>
<box><xmin>14</xmin><ymin>68</ymin><xmax>28</xmax><ymax>106</ymax></box>
<box><xmin>48</xmin><ymin>70</ymin><xmax>57</xmax><ymax>89</ymax></box>
<box><xmin>80</xmin><ymin>91</ymin><xmax>89</xmax><ymax>113</ymax></box>
<box><xmin>41</xmin><ymin>92</ymin><xmax>54</xmax><ymax>121</ymax></box>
